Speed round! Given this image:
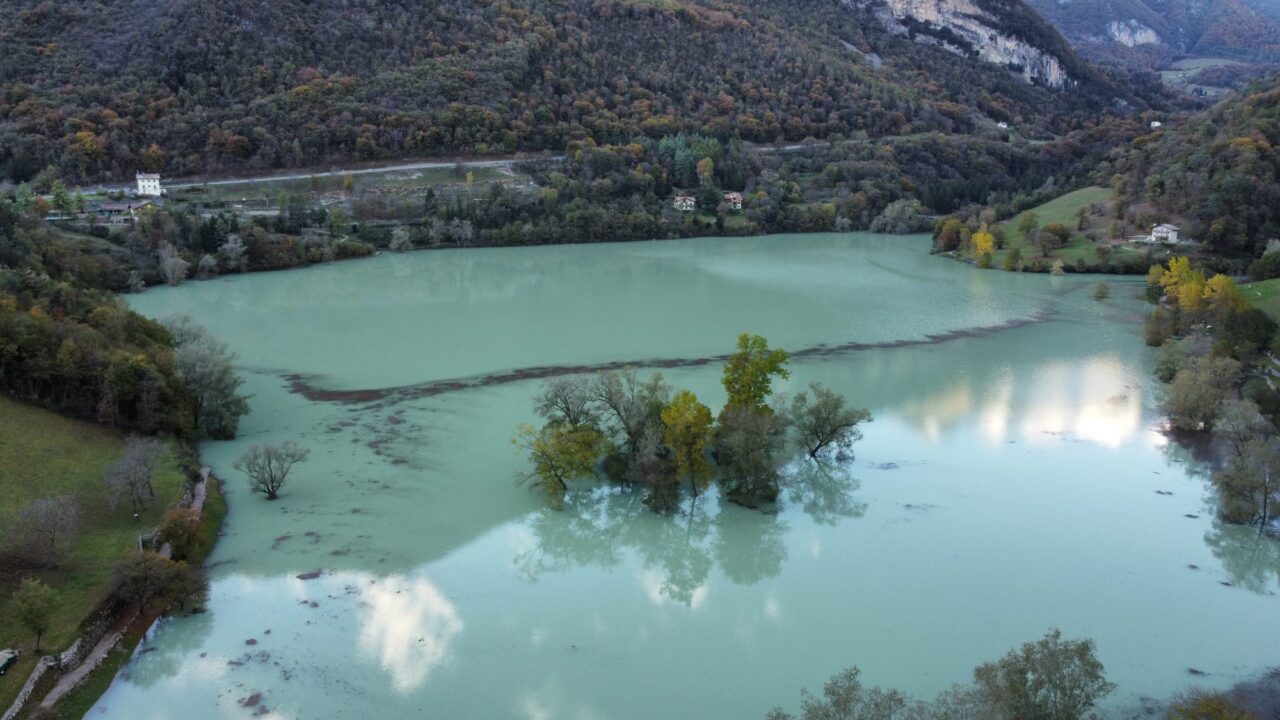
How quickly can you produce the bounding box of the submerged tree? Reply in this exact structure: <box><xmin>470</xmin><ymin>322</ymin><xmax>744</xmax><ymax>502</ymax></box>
<box><xmin>1164</xmin><ymin>355</ymin><xmax>1241</xmax><ymax>432</ymax></box>
<box><xmin>716</xmin><ymin>404</ymin><xmax>788</xmax><ymax>507</ymax></box>
<box><xmin>765</xmin><ymin>666</ymin><xmax>909</xmax><ymax>720</ymax></box>
<box><xmin>534</xmin><ymin>376</ymin><xmax>598</xmax><ymax>428</ymax></box>
<box><xmin>590</xmin><ymin>369</ymin><xmax>670</xmax><ymax>458</ymax></box>
<box><xmin>972</xmin><ymin>629</ymin><xmax>1116</xmax><ymax>720</ymax></box>
<box><xmin>163</xmin><ymin>315</ymin><xmax>249</xmax><ymax>439</ymax></box>
<box><xmin>661</xmin><ymin>390</ymin><xmax>714</xmax><ymax>502</ymax></box>
<box><xmin>1213</xmin><ymin>436</ymin><xmax>1280</xmax><ymax>529</ymax></box>
<box><xmin>513</xmin><ymin>422</ymin><xmax>607</xmax><ymax>505</ymax></box>
<box><xmin>721</xmin><ymin>333</ymin><xmax>790</xmax><ymax>414</ymax></box>
<box><xmin>234</xmin><ymin>440</ymin><xmax>310</xmax><ymax>500</ymax></box>
<box><xmin>790</xmin><ymin>383</ymin><xmax>872</xmax><ymax>459</ymax></box>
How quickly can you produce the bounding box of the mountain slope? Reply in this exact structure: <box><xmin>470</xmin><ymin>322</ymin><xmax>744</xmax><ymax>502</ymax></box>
<box><xmin>1108</xmin><ymin>76</ymin><xmax>1280</xmax><ymax>257</ymax></box>
<box><xmin>0</xmin><ymin>0</ymin><xmax>1163</xmax><ymax>183</ymax></box>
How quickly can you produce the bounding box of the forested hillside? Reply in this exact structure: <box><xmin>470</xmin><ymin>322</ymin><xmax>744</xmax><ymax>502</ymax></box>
<box><xmin>1107</xmin><ymin>76</ymin><xmax>1280</xmax><ymax>259</ymax></box>
<box><xmin>0</xmin><ymin>0</ymin><xmax>1169</xmax><ymax>183</ymax></box>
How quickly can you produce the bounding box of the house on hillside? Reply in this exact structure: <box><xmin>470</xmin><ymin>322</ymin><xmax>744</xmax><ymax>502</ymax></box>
<box><xmin>673</xmin><ymin>195</ymin><xmax>696</xmax><ymax>212</ymax></box>
<box><xmin>1150</xmin><ymin>223</ymin><xmax>1180</xmax><ymax>244</ymax></box>
<box><xmin>136</xmin><ymin>172</ymin><xmax>163</xmax><ymax>197</ymax></box>
<box><xmin>1134</xmin><ymin>223</ymin><xmax>1184</xmax><ymax>244</ymax></box>
<box><xmin>93</xmin><ymin>199</ymin><xmax>156</xmax><ymax>225</ymax></box>
<box><xmin>723</xmin><ymin>191</ymin><xmax>743</xmax><ymax>211</ymax></box>
<box><xmin>1150</xmin><ymin>121</ymin><xmax>1163</xmax><ymax>129</ymax></box>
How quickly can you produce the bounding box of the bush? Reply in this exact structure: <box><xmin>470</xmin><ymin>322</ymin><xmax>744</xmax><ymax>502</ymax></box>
<box><xmin>1167</xmin><ymin>690</ymin><xmax>1257</xmax><ymax>720</ymax></box>
<box><xmin>1247</xmin><ymin>251</ymin><xmax>1280</xmax><ymax>281</ymax></box>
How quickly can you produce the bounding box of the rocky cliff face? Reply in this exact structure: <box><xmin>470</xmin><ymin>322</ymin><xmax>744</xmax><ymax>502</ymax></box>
<box><xmin>847</xmin><ymin>0</ymin><xmax>1075</xmax><ymax>87</ymax></box>
<box><xmin>1105</xmin><ymin>19</ymin><xmax>1163</xmax><ymax>46</ymax></box>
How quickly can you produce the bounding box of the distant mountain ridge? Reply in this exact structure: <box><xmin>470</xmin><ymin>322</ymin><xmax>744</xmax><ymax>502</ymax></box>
<box><xmin>1024</xmin><ymin>0</ymin><xmax>1280</xmax><ymax>67</ymax></box>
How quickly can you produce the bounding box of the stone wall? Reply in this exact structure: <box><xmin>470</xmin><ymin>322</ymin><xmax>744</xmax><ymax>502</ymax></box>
<box><xmin>1</xmin><ymin>656</ymin><xmax>55</xmax><ymax>720</ymax></box>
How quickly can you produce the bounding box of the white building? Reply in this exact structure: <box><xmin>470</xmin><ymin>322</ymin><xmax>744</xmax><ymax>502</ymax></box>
<box><xmin>673</xmin><ymin>195</ymin><xmax>696</xmax><ymax>212</ymax></box>
<box><xmin>996</xmin><ymin>121</ymin><xmax>1009</xmax><ymax>130</ymax></box>
<box><xmin>1151</xmin><ymin>223</ymin><xmax>1179</xmax><ymax>243</ymax></box>
<box><xmin>1150</xmin><ymin>120</ymin><xmax>1163</xmax><ymax>129</ymax></box>
<box><xmin>136</xmin><ymin>172</ymin><xmax>163</xmax><ymax>197</ymax></box>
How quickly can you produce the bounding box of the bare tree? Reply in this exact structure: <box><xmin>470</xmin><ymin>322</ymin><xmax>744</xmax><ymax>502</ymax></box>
<box><xmin>389</xmin><ymin>226</ymin><xmax>413</xmax><ymax>252</ymax></box>
<box><xmin>234</xmin><ymin>441</ymin><xmax>310</xmax><ymax>500</ymax></box>
<box><xmin>218</xmin><ymin>235</ymin><xmax>248</xmax><ymax>272</ymax></box>
<box><xmin>106</xmin><ymin>436</ymin><xmax>162</xmax><ymax>518</ymax></box>
<box><xmin>157</xmin><ymin>242</ymin><xmax>190</xmax><ymax>286</ymax></box>
<box><xmin>535</xmin><ymin>376</ymin><xmax>597</xmax><ymax>427</ymax></box>
<box><xmin>590</xmin><ymin>369</ymin><xmax>670</xmax><ymax>455</ymax></box>
<box><xmin>3</xmin><ymin>495</ymin><xmax>81</xmax><ymax>568</ymax></box>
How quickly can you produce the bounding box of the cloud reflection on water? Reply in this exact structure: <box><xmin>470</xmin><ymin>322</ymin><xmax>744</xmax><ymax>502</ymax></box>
<box><xmin>357</xmin><ymin>575</ymin><xmax>464</xmax><ymax>694</ymax></box>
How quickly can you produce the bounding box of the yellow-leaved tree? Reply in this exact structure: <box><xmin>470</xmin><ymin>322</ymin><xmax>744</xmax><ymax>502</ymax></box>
<box><xmin>661</xmin><ymin>390</ymin><xmax>714</xmax><ymax>497</ymax></box>
<box><xmin>1203</xmin><ymin>274</ymin><xmax>1248</xmax><ymax>315</ymax></box>
<box><xmin>512</xmin><ymin>423</ymin><xmax>606</xmax><ymax>505</ymax></box>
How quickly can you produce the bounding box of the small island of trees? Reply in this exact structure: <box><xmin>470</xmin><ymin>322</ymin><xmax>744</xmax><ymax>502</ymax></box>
<box><xmin>514</xmin><ymin>334</ymin><xmax>871</xmax><ymax>513</ymax></box>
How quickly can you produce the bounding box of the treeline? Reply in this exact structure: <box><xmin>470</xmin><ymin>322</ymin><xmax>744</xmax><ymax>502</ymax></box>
<box><xmin>1107</xmin><ymin>75</ymin><xmax>1280</xmax><ymax>262</ymax></box>
<box><xmin>1143</xmin><ymin>257</ymin><xmax>1280</xmax><ymax>532</ymax></box>
<box><xmin>514</xmin><ymin>334</ymin><xmax>870</xmax><ymax>513</ymax></box>
<box><xmin>366</xmin><ymin>130</ymin><xmax>1132</xmax><ymax>248</ymax></box>
<box><xmin>768</xmin><ymin>627</ymin><xmax>1264</xmax><ymax>720</ymax></box>
<box><xmin>0</xmin><ymin>198</ymin><xmax>249</xmax><ymax>437</ymax></box>
<box><xmin>0</xmin><ymin>0</ymin><xmax>1172</xmax><ymax>183</ymax></box>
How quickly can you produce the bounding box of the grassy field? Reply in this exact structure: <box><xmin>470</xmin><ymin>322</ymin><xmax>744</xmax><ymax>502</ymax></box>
<box><xmin>0</xmin><ymin>397</ymin><xmax>187</xmax><ymax>710</ymax></box>
<box><xmin>1243</xmin><ymin>278</ymin><xmax>1280</xmax><ymax>322</ymax></box>
<box><xmin>51</xmin><ymin>474</ymin><xmax>226</xmax><ymax>718</ymax></box>
<box><xmin>990</xmin><ymin>187</ymin><xmax>1147</xmax><ymax>268</ymax></box>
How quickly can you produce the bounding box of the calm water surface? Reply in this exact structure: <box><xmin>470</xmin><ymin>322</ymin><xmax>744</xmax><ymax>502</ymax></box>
<box><xmin>98</xmin><ymin>234</ymin><xmax>1279</xmax><ymax>719</ymax></box>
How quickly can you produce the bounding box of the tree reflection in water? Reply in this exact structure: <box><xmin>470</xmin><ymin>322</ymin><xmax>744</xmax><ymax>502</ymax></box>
<box><xmin>514</xmin><ymin>461</ymin><xmax>867</xmax><ymax>605</ymax></box>
<box><xmin>785</xmin><ymin>460</ymin><xmax>867</xmax><ymax>526</ymax></box>
<box><xmin>1203</xmin><ymin>520</ymin><xmax>1280</xmax><ymax>594</ymax></box>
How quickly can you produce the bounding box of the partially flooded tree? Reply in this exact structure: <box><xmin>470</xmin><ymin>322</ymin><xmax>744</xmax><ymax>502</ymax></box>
<box><xmin>971</xmin><ymin>629</ymin><xmax>1116</xmax><ymax>720</ymax></box>
<box><xmin>1213</xmin><ymin>436</ymin><xmax>1280</xmax><ymax>529</ymax></box>
<box><xmin>534</xmin><ymin>376</ymin><xmax>598</xmax><ymax>428</ymax></box>
<box><xmin>234</xmin><ymin>440</ymin><xmax>310</xmax><ymax>500</ymax></box>
<box><xmin>661</xmin><ymin>390</ymin><xmax>714</xmax><ymax>503</ymax></box>
<box><xmin>765</xmin><ymin>667</ymin><xmax>909</xmax><ymax>720</ymax></box>
<box><xmin>3</xmin><ymin>495</ymin><xmax>80</xmax><ymax>568</ymax></box>
<box><xmin>590</xmin><ymin>369</ymin><xmax>670</xmax><ymax>457</ymax></box>
<box><xmin>791</xmin><ymin>383</ymin><xmax>872</xmax><ymax>459</ymax></box>
<box><xmin>163</xmin><ymin>315</ymin><xmax>250</xmax><ymax>439</ymax></box>
<box><xmin>513</xmin><ymin>423</ymin><xmax>606</xmax><ymax>505</ymax></box>
<box><xmin>716</xmin><ymin>405</ymin><xmax>788</xmax><ymax>507</ymax></box>
<box><xmin>106</xmin><ymin>436</ymin><xmax>163</xmax><ymax>517</ymax></box>
<box><xmin>1164</xmin><ymin>355</ymin><xmax>1241</xmax><ymax>432</ymax></box>
<box><xmin>722</xmin><ymin>333</ymin><xmax>789</xmax><ymax>414</ymax></box>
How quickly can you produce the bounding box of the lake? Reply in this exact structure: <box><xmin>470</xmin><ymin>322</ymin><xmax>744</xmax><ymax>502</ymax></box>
<box><xmin>99</xmin><ymin>233</ymin><xmax>1279</xmax><ymax>719</ymax></box>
